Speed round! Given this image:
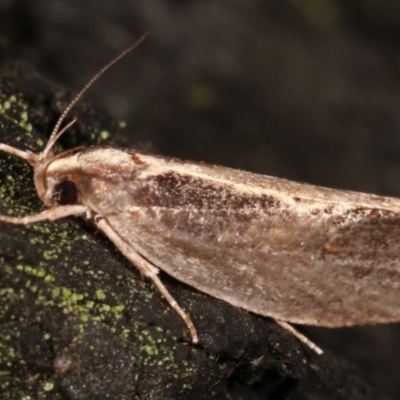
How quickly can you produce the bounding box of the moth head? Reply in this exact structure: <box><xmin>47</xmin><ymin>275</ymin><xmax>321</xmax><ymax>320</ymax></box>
<box><xmin>0</xmin><ymin>35</ymin><xmax>148</xmax><ymax>207</ymax></box>
<box><xmin>34</xmin><ymin>146</ymin><xmax>82</xmax><ymax>207</ymax></box>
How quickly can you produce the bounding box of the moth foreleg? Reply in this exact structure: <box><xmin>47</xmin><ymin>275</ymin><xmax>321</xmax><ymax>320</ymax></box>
<box><xmin>95</xmin><ymin>217</ymin><xmax>199</xmax><ymax>344</ymax></box>
<box><xmin>0</xmin><ymin>205</ymin><xmax>88</xmax><ymax>225</ymax></box>
<box><xmin>275</xmin><ymin>319</ymin><xmax>323</xmax><ymax>355</ymax></box>
<box><xmin>0</xmin><ymin>143</ymin><xmax>38</xmax><ymax>165</ymax></box>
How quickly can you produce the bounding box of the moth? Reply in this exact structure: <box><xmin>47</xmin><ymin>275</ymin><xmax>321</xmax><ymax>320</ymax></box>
<box><xmin>1</xmin><ymin>36</ymin><xmax>400</xmax><ymax>355</ymax></box>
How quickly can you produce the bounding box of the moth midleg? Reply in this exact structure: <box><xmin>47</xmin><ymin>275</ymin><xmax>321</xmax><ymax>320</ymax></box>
<box><xmin>0</xmin><ymin>205</ymin><xmax>88</xmax><ymax>225</ymax></box>
<box><xmin>96</xmin><ymin>217</ymin><xmax>199</xmax><ymax>343</ymax></box>
<box><xmin>275</xmin><ymin>320</ymin><xmax>323</xmax><ymax>355</ymax></box>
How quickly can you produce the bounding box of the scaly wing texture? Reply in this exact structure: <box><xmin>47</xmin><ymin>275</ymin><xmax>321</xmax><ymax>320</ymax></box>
<box><xmin>80</xmin><ymin>150</ymin><xmax>400</xmax><ymax>327</ymax></box>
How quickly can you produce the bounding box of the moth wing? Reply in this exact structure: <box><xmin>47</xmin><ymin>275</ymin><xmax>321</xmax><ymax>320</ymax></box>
<box><xmin>78</xmin><ymin>150</ymin><xmax>400</xmax><ymax>327</ymax></box>
<box><xmin>104</xmin><ymin>200</ymin><xmax>400</xmax><ymax>328</ymax></box>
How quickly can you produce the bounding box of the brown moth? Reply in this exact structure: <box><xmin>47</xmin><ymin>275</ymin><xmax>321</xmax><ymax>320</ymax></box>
<box><xmin>1</xmin><ymin>36</ymin><xmax>400</xmax><ymax>355</ymax></box>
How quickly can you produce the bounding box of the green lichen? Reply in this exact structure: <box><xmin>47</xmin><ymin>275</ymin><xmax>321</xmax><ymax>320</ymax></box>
<box><xmin>112</xmin><ymin>304</ymin><xmax>125</xmax><ymax>314</ymax></box>
<box><xmin>96</xmin><ymin>289</ymin><xmax>106</xmax><ymax>300</ymax></box>
<box><xmin>99</xmin><ymin>304</ymin><xmax>111</xmax><ymax>312</ymax></box>
<box><xmin>43</xmin><ymin>382</ymin><xmax>54</xmax><ymax>391</ymax></box>
<box><xmin>100</xmin><ymin>130</ymin><xmax>110</xmax><ymax>140</ymax></box>
<box><xmin>0</xmin><ymin>90</ymin><xmax>33</xmax><ymax>133</ymax></box>
<box><xmin>85</xmin><ymin>300</ymin><xmax>94</xmax><ymax>309</ymax></box>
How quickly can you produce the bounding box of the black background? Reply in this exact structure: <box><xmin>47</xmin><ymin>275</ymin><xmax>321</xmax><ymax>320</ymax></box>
<box><xmin>1</xmin><ymin>0</ymin><xmax>400</xmax><ymax>398</ymax></box>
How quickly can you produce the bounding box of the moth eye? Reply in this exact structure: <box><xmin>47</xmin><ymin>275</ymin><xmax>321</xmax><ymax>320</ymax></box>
<box><xmin>54</xmin><ymin>180</ymin><xmax>78</xmax><ymax>205</ymax></box>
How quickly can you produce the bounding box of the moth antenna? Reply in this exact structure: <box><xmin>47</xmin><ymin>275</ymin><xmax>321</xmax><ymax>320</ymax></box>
<box><xmin>41</xmin><ymin>32</ymin><xmax>150</xmax><ymax>159</ymax></box>
<box><xmin>50</xmin><ymin>118</ymin><xmax>77</xmax><ymax>149</ymax></box>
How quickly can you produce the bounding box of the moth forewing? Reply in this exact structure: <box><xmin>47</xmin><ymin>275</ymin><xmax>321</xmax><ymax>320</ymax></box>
<box><xmin>81</xmin><ymin>149</ymin><xmax>400</xmax><ymax>328</ymax></box>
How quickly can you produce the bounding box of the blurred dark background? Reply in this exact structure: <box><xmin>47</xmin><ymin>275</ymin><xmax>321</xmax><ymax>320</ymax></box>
<box><xmin>1</xmin><ymin>0</ymin><xmax>400</xmax><ymax>398</ymax></box>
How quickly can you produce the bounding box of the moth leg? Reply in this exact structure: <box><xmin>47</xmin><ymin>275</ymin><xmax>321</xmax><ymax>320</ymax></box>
<box><xmin>0</xmin><ymin>143</ymin><xmax>38</xmax><ymax>165</ymax></box>
<box><xmin>148</xmin><ymin>272</ymin><xmax>199</xmax><ymax>344</ymax></box>
<box><xmin>95</xmin><ymin>217</ymin><xmax>199</xmax><ymax>344</ymax></box>
<box><xmin>0</xmin><ymin>205</ymin><xmax>88</xmax><ymax>224</ymax></box>
<box><xmin>275</xmin><ymin>319</ymin><xmax>323</xmax><ymax>355</ymax></box>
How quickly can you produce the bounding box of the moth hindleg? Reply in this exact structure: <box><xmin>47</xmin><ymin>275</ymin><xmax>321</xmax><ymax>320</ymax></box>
<box><xmin>275</xmin><ymin>319</ymin><xmax>323</xmax><ymax>355</ymax></box>
<box><xmin>95</xmin><ymin>217</ymin><xmax>199</xmax><ymax>343</ymax></box>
